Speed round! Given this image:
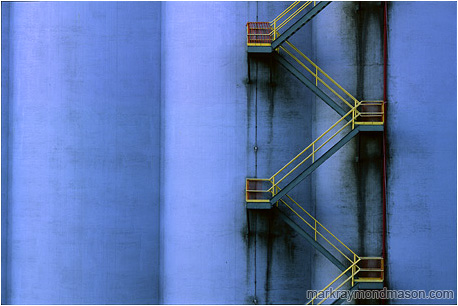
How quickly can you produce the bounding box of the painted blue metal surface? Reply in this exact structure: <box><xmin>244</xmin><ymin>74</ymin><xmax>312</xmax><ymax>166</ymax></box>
<box><xmin>1</xmin><ymin>4</ymin><xmax>11</xmax><ymax>304</ymax></box>
<box><xmin>274</xmin><ymin>207</ymin><xmax>348</xmax><ymax>273</ymax></box>
<box><xmin>311</xmin><ymin>1</ymin><xmax>385</xmax><ymax>295</ymax></box>
<box><xmin>387</xmin><ymin>2</ymin><xmax>457</xmax><ymax>304</ymax></box>
<box><xmin>270</xmin><ymin>127</ymin><xmax>361</xmax><ymax>204</ymax></box>
<box><xmin>2</xmin><ymin>2</ymin><xmax>161</xmax><ymax>304</ymax></box>
<box><xmin>275</xmin><ymin>54</ymin><xmax>349</xmax><ymax>119</ymax></box>
<box><xmin>160</xmin><ymin>2</ymin><xmax>314</xmax><ymax>303</ymax></box>
<box><xmin>1</xmin><ymin>1</ymin><xmax>456</xmax><ymax>305</ymax></box>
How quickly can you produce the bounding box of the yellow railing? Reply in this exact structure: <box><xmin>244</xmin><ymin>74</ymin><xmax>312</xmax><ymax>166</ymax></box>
<box><xmin>246</xmin><ymin>178</ymin><xmax>273</xmax><ymax>202</ymax></box>
<box><xmin>355</xmin><ymin>100</ymin><xmax>385</xmax><ymax>125</ymax></box>
<box><xmin>248</xmin><ymin>40</ymin><xmax>384</xmax><ymax>194</ymax></box>
<box><xmin>272</xmin><ymin>194</ymin><xmax>384</xmax><ymax>305</ymax></box>
<box><xmin>246</xmin><ymin>22</ymin><xmax>273</xmax><ymax>46</ymax></box>
<box><xmin>246</xmin><ymin>6</ymin><xmax>385</xmax><ymax>303</ymax></box>
<box><xmin>307</xmin><ymin>258</ymin><xmax>361</xmax><ymax>305</ymax></box>
<box><xmin>279</xmin><ymin>193</ymin><xmax>358</xmax><ymax>264</ymax></box>
<box><xmin>246</xmin><ymin>97</ymin><xmax>384</xmax><ymax>201</ymax></box>
<box><xmin>268</xmin><ymin>102</ymin><xmax>360</xmax><ymax>193</ymax></box>
<box><xmin>274</xmin><ymin>193</ymin><xmax>360</xmax><ymax>305</ymax></box>
<box><xmin>270</xmin><ymin>1</ymin><xmax>314</xmax><ymax>40</ymax></box>
<box><xmin>284</xmin><ymin>190</ymin><xmax>386</xmax><ymax>304</ymax></box>
<box><xmin>307</xmin><ymin>256</ymin><xmax>384</xmax><ymax>304</ymax></box>
<box><xmin>279</xmin><ymin>40</ymin><xmax>358</xmax><ymax>110</ymax></box>
<box><xmin>247</xmin><ymin>1</ymin><xmax>320</xmax><ymax>46</ymax></box>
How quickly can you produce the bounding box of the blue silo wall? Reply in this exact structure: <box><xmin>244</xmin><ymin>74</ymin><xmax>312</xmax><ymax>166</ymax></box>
<box><xmin>2</xmin><ymin>2</ymin><xmax>161</xmax><ymax>304</ymax></box>
<box><xmin>311</xmin><ymin>1</ymin><xmax>385</xmax><ymax>294</ymax></box>
<box><xmin>386</xmin><ymin>2</ymin><xmax>457</xmax><ymax>304</ymax></box>
<box><xmin>160</xmin><ymin>2</ymin><xmax>314</xmax><ymax>303</ymax></box>
<box><xmin>1</xmin><ymin>1</ymin><xmax>456</xmax><ymax>305</ymax></box>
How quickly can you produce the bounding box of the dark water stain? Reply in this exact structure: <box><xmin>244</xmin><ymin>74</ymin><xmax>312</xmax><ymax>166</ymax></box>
<box><xmin>251</xmin><ymin>54</ymin><xmax>278</xmax><ymax>176</ymax></box>
<box><xmin>246</xmin><ymin>55</ymin><xmax>254</xmax><ymax>159</ymax></box>
<box><xmin>264</xmin><ymin>211</ymin><xmax>273</xmax><ymax>304</ymax></box>
<box><xmin>247</xmin><ymin>54</ymin><xmax>252</xmax><ymax>85</ymax></box>
<box><xmin>267</xmin><ymin>59</ymin><xmax>276</xmax><ymax>147</ymax></box>
<box><xmin>241</xmin><ymin>218</ymin><xmax>252</xmax><ymax>282</ymax></box>
<box><xmin>244</xmin><ymin>53</ymin><xmax>257</xmax><ymax>303</ymax></box>
<box><xmin>265</xmin><ymin>60</ymin><xmax>276</xmax><ymax>172</ymax></box>
<box><xmin>256</xmin><ymin>209</ymin><xmax>302</xmax><ymax>304</ymax></box>
<box><xmin>243</xmin><ymin>209</ymin><xmax>259</xmax><ymax>304</ymax></box>
<box><xmin>244</xmin><ymin>50</ymin><xmax>311</xmax><ymax>303</ymax></box>
<box><xmin>244</xmin><ymin>244</ymin><xmax>257</xmax><ymax>304</ymax></box>
<box><xmin>356</xmin><ymin>131</ymin><xmax>384</xmax><ymax>251</ymax></box>
<box><xmin>356</xmin><ymin>2</ymin><xmax>366</xmax><ymax>100</ymax></box>
<box><xmin>356</xmin><ymin>134</ymin><xmax>367</xmax><ymax>255</ymax></box>
<box><xmin>248</xmin><ymin>210</ymin><xmax>310</xmax><ymax>303</ymax></box>
<box><xmin>383</xmin><ymin>5</ymin><xmax>391</xmax><ymax>290</ymax></box>
<box><xmin>350</xmin><ymin>1</ymin><xmax>365</xmax><ymax>256</ymax></box>
<box><xmin>352</xmin><ymin>2</ymin><xmax>385</xmax><ymax>257</ymax></box>
<box><xmin>356</xmin><ymin>2</ymin><xmax>384</xmax><ymax>98</ymax></box>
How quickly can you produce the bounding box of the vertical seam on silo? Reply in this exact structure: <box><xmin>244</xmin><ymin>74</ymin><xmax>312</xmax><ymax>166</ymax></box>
<box><xmin>1</xmin><ymin>3</ymin><xmax>10</xmax><ymax>303</ymax></box>
<box><xmin>158</xmin><ymin>2</ymin><xmax>163</xmax><ymax>303</ymax></box>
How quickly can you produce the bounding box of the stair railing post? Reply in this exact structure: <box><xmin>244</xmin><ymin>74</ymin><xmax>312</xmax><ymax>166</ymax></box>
<box><xmin>271</xmin><ymin>177</ymin><xmax>275</xmax><ymax>197</ymax></box>
<box><xmin>275</xmin><ymin>185</ymin><xmax>279</xmax><ymax>207</ymax></box>
<box><xmin>352</xmin><ymin>254</ymin><xmax>356</xmax><ymax>286</ymax></box>
<box><xmin>273</xmin><ymin>20</ymin><xmax>276</xmax><ymax>40</ymax></box>
<box><xmin>314</xmin><ymin>220</ymin><xmax>317</xmax><ymax>241</ymax></box>
<box><xmin>352</xmin><ymin>100</ymin><xmax>356</xmax><ymax>130</ymax></box>
<box><xmin>312</xmin><ymin>143</ymin><xmax>315</xmax><ymax>163</ymax></box>
<box><xmin>315</xmin><ymin>65</ymin><xmax>318</xmax><ymax>86</ymax></box>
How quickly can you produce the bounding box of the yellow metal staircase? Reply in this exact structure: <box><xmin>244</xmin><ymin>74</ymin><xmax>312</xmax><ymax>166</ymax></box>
<box><xmin>246</xmin><ymin>40</ymin><xmax>384</xmax><ymax>202</ymax></box>
<box><xmin>245</xmin><ymin>2</ymin><xmax>385</xmax><ymax>304</ymax></box>
<box><xmin>246</xmin><ymin>100</ymin><xmax>383</xmax><ymax>203</ymax></box>
<box><xmin>279</xmin><ymin>194</ymin><xmax>384</xmax><ymax>305</ymax></box>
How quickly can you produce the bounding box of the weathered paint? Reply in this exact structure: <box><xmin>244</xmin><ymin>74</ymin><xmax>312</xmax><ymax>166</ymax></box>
<box><xmin>2</xmin><ymin>1</ymin><xmax>456</xmax><ymax>304</ymax></box>
<box><xmin>160</xmin><ymin>2</ymin><xmax>314</xmax><ymax>303</ymax></box>
<box><xmin>311</xmin><ymin>1</ymin><xmax>384</xmax><ymax>295</ymax></box>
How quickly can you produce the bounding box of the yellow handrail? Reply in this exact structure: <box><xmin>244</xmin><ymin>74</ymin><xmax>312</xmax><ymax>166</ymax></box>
<box><xmin>279</xmin><ymin>42</ymin><xmax>356</xmax><ymax>110</ymax></box>
<box><xmin>355</xmin><ymin>100</ymin><xmax>385</xmax><ymax>125</ymax></box>
<box><xmin>283</xmin><ymin>40</ymin><xmax>359</xmax><ymax>108</ymax></box>
<box><xmin>307</xmin><ymin>259</ymin><xmax>361</xmax><ymax>305</ymax></box>
<box><xmin>246</xmin><ymin>178</ymin><xmax>273</xmax><ymax>202</ymax></box>
<box><xmin>282</xmin><ymin>193</ymin><xmax>358</xmax><ymax>259</ymax></box>
<box><xmin>262</xmin><ymin>42</ymin><xmax>386</xmax><ymax>192</ymax></box>
<box><xmin>267</xmin><ymin>102</ymin><xmax>361</xmax><ymax>192</ymax></box>
<box><xmin>275</xmin><ymin>2</ymin><xmax>312</xmax><ymax>32</ymax></box>
<box><xmin>275</xmin><ymin>193</ymin><xmax>385</xmax><ymax>305</ymax></box>
<box><xmin>281</xmin><ymin>199</ymin><xmax>355</xmax><ymax>263</ymax></box>
<box><xmin>262</xmin><ymin>104</ymin><xmax>383</xmax><ymax>194</ymax></box>
<box><xmin>271</xmin><ymin>2</ymin><xmax>300</xmax><ymax>24</ymax></box>
<box><xmin>270</xmin><ymin>2</ymin><xmax>313</xmax><ymax>38</ymax></box>
<box><xmin>307</xmin><ymin>256</ymin><xmax>384</xmax><ymax>304</ymax></box>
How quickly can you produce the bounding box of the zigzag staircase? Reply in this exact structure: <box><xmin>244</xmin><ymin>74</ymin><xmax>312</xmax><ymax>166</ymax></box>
<box><xmin>245</xmin><ymin>2</ymin><xmax>385</xmax><ymax>304</ymax></box>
